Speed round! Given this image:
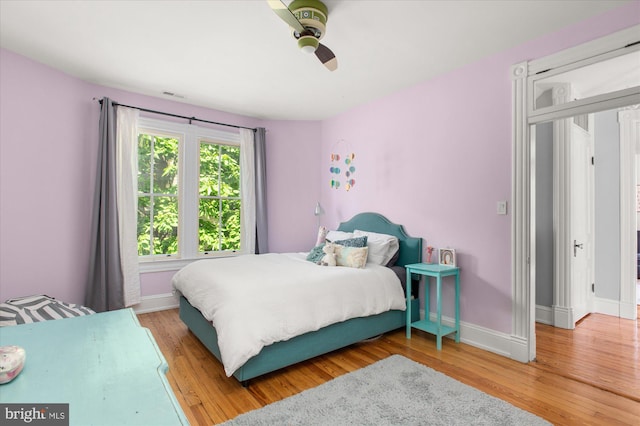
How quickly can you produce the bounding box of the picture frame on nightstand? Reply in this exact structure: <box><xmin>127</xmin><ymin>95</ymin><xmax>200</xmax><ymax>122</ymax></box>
<box><xmin>439</xmin><ymin>248</ymin><xmax>456</xmax><ymax>266</ymax></box>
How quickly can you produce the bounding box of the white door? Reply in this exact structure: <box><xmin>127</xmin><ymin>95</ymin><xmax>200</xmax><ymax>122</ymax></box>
<box><xmin>570</xmin><ymin>115</ymin><xmax>595</xmax><ymax>324</ymax></box>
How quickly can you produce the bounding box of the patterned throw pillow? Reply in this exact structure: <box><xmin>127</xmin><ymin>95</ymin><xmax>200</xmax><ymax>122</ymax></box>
<box><xmin>334</xmin><ymin>246</ymin><xmax>369</xmax><ymax>268</ymax></box>
<box><xmin>306</xmin><ymin>244</ymin><xmax>326</xmax><ymax>263</ymax></box>
<box><xmin>330</xmin><ymin>236</ymin><xmax>368</xmax><ymax>248</ymax></box>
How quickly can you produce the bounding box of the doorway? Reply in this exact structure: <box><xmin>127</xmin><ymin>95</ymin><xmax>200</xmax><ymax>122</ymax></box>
<box><xmin>510</xmin><ymin>24</ymin><xmax>640</xmax><ymax>362</ymax></box>
<box><xmin>535</xmin><ymin>107</ymin><xmax>634</xmax><ymax>328</ymax></box>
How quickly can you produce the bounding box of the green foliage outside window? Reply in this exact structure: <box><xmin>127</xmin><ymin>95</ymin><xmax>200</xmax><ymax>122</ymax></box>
<box><xmin>199</xmin><ymin>143</ymin><xmax>241</xmax><ymax>252</ymax></box>
<box><xmin>136</xmin><ymin>133</ymin><xmax>241</xmax><ymax>257</ymax></box>
<box><xmin>137</xmin><ymin>134</ymin><xmax>179</xmax><ymax>256</ymax></box>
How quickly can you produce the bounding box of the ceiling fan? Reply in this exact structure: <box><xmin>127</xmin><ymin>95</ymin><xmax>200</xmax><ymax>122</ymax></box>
<box><xmin>267</xmin><ymin>0</ymin><xmax>338</xmax><ymax>71</ymax></box>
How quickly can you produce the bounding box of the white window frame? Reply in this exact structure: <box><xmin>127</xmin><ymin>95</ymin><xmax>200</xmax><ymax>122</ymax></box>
<box><xmin>137</xmin><ymin>117</ymin><xmax>242</xmax><ymax>273</ymax></box>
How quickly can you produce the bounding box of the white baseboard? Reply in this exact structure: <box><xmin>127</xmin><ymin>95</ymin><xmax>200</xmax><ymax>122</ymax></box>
<box><xmin>551</xmin><ymin>305</ymin><xmax>573</xmax><ymax>329</ymax></box>
<box><xmin>534</xmin><ymin>297</ymin><xmax>636</xmax><ymax>324</ymax></box>
<box><xmin>422</xmin><ymin>311</ymin><xmax>512</xmax><ymax>359</ymax></box>
<box><xmin>595</xmin><ymin>296</ymin><xmax>637</xmax><ymax>320</ymax></box>
<box><xmin>595</xmin><ymin>297</ymin><xmax>620</xmax><ymax>317</ymax></box>
<box><xmin>619</xmin><ymin>301</ymin><xmax>637</xmax><ymax>320</ymax></box>
<box><xmin>509</xmin><ymin>335</ymin><xmax>531</xmax><ymax>363</ymax></box>
<box><xmin>132</xmin><ymin>293</ymin><xmax>180</xmax><ymax>314</ymax></box>
<box><xmin>535</xmin><ymin>305</ymin><xmax>553</xmax><ymax>325</ymax></box>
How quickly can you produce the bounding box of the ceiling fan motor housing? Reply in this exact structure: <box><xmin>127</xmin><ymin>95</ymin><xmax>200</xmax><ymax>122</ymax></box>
<box><xmin>298</xmin><ymin>36</ymin><xmax>319</xmax><ymax>53</ymax></box>
<box><xmin>289</xmin><ymin>0</ymin><xmax>328</xmax><ymax>42</ymax></box>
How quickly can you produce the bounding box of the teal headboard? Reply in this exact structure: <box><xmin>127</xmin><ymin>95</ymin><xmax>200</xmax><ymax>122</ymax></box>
<box><xmin>336</xmin><ymin>212</ymin><xmax>422</xmax><ymax>267</ymax></box>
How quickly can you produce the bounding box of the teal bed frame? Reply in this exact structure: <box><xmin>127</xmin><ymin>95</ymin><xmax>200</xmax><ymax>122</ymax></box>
<box><xmin>178</xmin><ymin>212</ymin><xmax>422</xmax><ymax>384</ymax></box>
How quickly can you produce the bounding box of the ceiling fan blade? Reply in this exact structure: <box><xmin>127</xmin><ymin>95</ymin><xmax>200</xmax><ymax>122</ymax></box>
<box><xmin>315</xmin><ymin>43</ymin><xmax>337</xmax><ymax>71</ymax></box>
<box><xmin>267</xmin><ymin>0</ymin><xmax>305</xmax><ymax>34</ymax></box>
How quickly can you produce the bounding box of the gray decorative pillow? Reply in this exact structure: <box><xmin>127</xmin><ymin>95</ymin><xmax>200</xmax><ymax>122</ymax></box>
<box><xmin>306</xmin><ymin>244</ymin><xmax>326</xmax><ymax>263</ymax></box>
<box><xmin>330</xmin><ymin>236</ymin><xmax>368</xmax><ymax>248</ymax></box>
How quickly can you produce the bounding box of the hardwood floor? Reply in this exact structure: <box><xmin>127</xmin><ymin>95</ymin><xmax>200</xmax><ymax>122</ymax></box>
<box><xmin>138</xmin><ymin>308</ymin><xmax>640</xmax><ymax>425</ymax></box>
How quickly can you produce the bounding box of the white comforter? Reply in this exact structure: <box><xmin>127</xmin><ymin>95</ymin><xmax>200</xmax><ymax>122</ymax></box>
<box><xmin>172</xmin><ymin>252</ymin><xmax>406</xmax><ymax>377</ymax></box>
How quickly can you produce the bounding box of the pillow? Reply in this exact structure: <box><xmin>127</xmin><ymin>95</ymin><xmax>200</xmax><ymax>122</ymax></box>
<box><xmin>306</xmin><ymin>243</ymin><xmax>326</xmax><ymax>263</ymax></box>
<box><xmin>353</xmin><ymin>229</ymin><xmax>399</xmax><ymax>266</ymax></box>
<box><xmin>332</xmin><ymin>236</ymin><xmax>368</xmax><ymax>248</ymax></box>
<box><xmin>325</xmin><ymin>230</ymin><xmax>354</xmax><ymax>242</ymax></box>
<box><xmin>334</xmin><ymin>245</ymin><xmax>368</xmax><ymax>269</ymax></box>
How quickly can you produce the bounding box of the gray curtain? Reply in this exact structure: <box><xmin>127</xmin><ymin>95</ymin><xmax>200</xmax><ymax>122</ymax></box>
<box><xmin>254</xmin><ymin>127</ymin><xmax>268</xmax><ymax>254</ymax></box>
<box><xmin>86</xmin><ymin>97</ymin><xmax>125</xmax><ymax>312</ymax></box>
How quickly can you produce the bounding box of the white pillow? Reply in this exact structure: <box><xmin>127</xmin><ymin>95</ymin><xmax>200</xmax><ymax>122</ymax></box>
<box><xmin>353</xmin><ymin>229</ymin><xmax>399</xmax><ymax>266</ymax></box>
<box><xmin>326</xmin><ymin>230</ymin><xmax>354</xmax><ymax>242</ymax></box>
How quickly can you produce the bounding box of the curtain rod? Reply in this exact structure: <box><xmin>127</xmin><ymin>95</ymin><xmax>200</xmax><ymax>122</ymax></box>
<box><xmin>96</xmin><ymin>98</ymin><xmax>257</xmax><ymax>132</ymax></box>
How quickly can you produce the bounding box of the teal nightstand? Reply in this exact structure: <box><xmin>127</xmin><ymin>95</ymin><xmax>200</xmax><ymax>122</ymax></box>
<box><xmin>405</xmin><ymin>263</ymin><xmax>460</xmax><ymax>350</ymax></box>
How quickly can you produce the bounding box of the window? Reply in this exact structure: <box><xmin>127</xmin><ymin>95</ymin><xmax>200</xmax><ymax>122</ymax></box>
<box><xmin>137</xmin><ymin>118</ymin><xmax>246</xmax><ymax>271</ymax></box>
<box><xmin>137</xmin><ymin>131</ymin><xmax>180</xmax><ymax>256</ymax></box>
<box><xmin>198</xmin><ymin>140</ymin><xmax>241</xmax><ymax>253</ymax></box>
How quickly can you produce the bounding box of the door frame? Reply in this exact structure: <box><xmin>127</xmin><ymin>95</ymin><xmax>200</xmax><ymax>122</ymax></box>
<box><xmin>619</xmin><ymin>107</ymin><xmax>640</xmax><ymax>320</ymax></box>
<box><xmin>510</xmin><ymin>24</ymin><xmax>640</xmax><ymax>362</ymax></box>
<box><xmin>551</xmin><ymin>84</ymin><xmax>596</xmax><ymax>329</ymax></box>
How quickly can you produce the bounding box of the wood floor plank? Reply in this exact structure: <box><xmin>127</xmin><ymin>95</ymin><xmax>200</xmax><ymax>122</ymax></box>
<box><xmin>138</xmin><ymin>308</ymin><xmax>640</xmax><ymax>425</ymax></box>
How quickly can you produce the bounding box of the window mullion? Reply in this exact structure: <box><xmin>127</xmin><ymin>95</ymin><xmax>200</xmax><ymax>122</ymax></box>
<box><xmin>181</xmin><ymin>126</ymin><xmax>199</xmax><ymax>259</ymax></box>
<box><xmin>149</xmin><ymin>137</ymin><xmax>155</xmax><ymax>255</ymax></box>
<box><xmin>217</xmin><ymin>145</ymin><xmax>223</xmax><ymax>251</ymax></box>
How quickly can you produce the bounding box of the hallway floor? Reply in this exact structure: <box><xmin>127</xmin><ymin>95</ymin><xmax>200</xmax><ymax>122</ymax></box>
<box><xmin>536</xmin><ymin>307</ymin><xmax>639</xmax><ymax>403</ymax></box>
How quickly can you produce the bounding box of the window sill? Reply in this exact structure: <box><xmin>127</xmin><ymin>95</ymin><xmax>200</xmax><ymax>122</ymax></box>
<box><xmin>138</xmin><ymin>253</ymin><xmax>242</xmax><ymax>273</ymax></box>
<box><xmin>138</xmin><ymin>258</ymin><xmax>193</xmax><ymax>273</ymax></box>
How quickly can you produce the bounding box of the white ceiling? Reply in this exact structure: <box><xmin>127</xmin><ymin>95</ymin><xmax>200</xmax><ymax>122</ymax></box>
<box><xmin>0</xmin><ymin>0</ymin><xmax>632</xmax><ymax>120</ymax></box>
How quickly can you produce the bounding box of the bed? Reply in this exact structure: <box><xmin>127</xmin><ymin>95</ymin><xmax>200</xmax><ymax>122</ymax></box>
<box><xmin>174</xmin><ymin>212</ymin><xmax>422</xmax><ymax>385</ymax></box>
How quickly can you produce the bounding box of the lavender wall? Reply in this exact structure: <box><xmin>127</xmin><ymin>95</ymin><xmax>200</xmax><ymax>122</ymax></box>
<box><xmin>260</xmin><ymin>119</ymin><xmax>322</xmax><ymax>254</ymax></box>
<box><xmin>320</xmin><ymin>64</ymin><xmax>514</xmax><ymax>332</ymax></box>
<box><xmin>319</xmin><ymin>4</ymin><xmax>640</xmax><ymax>333</ymax></box>
<box><xmin>0</xmin><ymin>49</ymin><xmax>96</xmax><ymax>305</ymax></box>
<box><xmin>0</xmin><ymin>48</ymin><xmax>320</xmax><ymax>302</ymax></box>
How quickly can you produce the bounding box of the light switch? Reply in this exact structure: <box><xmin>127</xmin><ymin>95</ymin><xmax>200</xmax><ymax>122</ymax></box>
<box><xmin>497</xmin><ymin>201</ymin><xmax>508</xmax><ymax>215</ymax></box>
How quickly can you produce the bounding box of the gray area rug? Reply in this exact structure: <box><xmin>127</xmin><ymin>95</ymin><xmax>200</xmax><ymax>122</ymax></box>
<box><xmin>223</xmin><ymin>355</ymin><xmax>550</xmax><ymax>425</ymax></box>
